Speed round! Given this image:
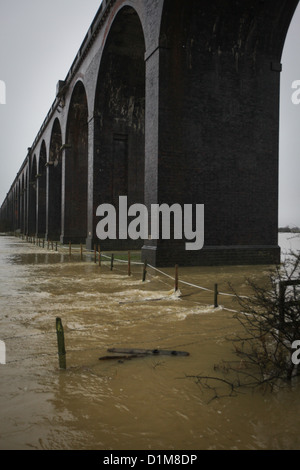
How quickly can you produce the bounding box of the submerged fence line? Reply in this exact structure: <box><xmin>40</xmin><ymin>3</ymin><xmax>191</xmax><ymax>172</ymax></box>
<box><xmin>6</xmin><ymin>234</ymin><xmax>297</xmax><ymax>370</ymax></box>
<box><xmin>13</xmin><ymin>232</ymin><xmax>248</xmax><ymax>306</ymax></box>
<box><xmin>5</xmin><ymin>233</ymin><xmax>257</xmax><ymax>369</ymax></box>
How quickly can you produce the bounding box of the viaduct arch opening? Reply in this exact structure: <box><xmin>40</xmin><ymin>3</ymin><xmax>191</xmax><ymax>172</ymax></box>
<box><xmin>37</xmin><ymin>141</ymin><xmax>47</xmax><ymax>238</ymax></box>
<box><xmin>28</xmin><ymin>155</ymin><xmax>37</xmax><ymax>236</ymax></box>
<box><xmin>16</xmin><ymin>181</ymin><xmax>20</xmax><ymax>232</ymax></box>
<box><xmin>47</xmin><ymin>118</ymin><xmax>63</xmax><ymax>241</ymax></box>
<box><xmin>92</xmin><ymin>5</ymin><xmax>146</xmax><ymax>250</ymax></box>
<box><xmin>20</xmin><ymin>174</ymin><xmax>25</xmax><ymax>234</ymax></box>
<box><xmin>62</xmin><ymin>81</ymin><xmax>88</xmax><ymax>243</ymax></box>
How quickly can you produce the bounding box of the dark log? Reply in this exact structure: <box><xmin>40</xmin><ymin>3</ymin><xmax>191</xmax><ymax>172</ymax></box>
<box><xmin>99</xmin><ymin>354</ymin><xmax>146</xmax><ymax>361</ymax></box>
<box><xmin>106</xmin><ymin>347</ymin><xmax>190</xmax><ymax>357</ymax></box>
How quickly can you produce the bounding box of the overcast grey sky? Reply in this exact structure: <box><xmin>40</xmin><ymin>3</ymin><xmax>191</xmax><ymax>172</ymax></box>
<box><xmin>0</xmin><ymin>1</ymin><xmax>299</xmax><ymax>228</ymax></box>
<box><xmin>280</xmin><ymin>4</ymin><xmax>300</xmax><ymax>228</ymax></box>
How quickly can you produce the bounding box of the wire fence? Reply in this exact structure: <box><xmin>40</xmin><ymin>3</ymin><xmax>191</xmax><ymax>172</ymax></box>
<box><xmin>12</xmin><ymin>232</ymin><xmax>251</xmax><ymax>305</ymax></box>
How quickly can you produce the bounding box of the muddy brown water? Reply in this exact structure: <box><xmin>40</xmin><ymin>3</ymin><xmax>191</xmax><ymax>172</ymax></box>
<box><xmin>0</xmin><ymin>233</ymin><xmax>300</xmax><ymax>450</ymax></box>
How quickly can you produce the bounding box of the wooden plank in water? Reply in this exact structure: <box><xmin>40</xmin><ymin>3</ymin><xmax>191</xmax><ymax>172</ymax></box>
<box><xmin>99</xmin><ymin>354</ymin><xmax>146</xmax><ymax>361</ymax></box>
<box><xmin>107</xmin><ymin>347</ymin><xmax>190</xmax><ymax>357</ymax></box>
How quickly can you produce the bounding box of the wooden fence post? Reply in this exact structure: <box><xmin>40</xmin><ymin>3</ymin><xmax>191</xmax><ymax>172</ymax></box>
<box><xmin>214</xmin><ymin>284</ymin><xmax>218</xmax><ymax>308</ymax></box>
<box><xmin>175</xmin><ymin>265</ymin><xmax>179</xmax><ymax>292</ymax></box>
<box><xmin>128</xmin><ymin>251</ymin><xmax>131</xmax><ymax>276</ymax></box>
<box><xmin>111</xmin><ymin>254</ymin><xmax>114</xmax><ymax>271</ymax></box>
<box><xmin>56</xmin><ymin>317</ymin><xmax>66</xmax><ymax>370</ymax></box>
<box><xmin>142</xmin><ymin>261</ymin><xmax>147</xmax><ymax>282</ymax></box>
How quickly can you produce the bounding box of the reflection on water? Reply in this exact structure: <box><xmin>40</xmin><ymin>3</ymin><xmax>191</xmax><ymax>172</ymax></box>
<box><xmin>0</xmin><ymin>233</ymin><xmax>300</xmax><ymax>450</ymax></box>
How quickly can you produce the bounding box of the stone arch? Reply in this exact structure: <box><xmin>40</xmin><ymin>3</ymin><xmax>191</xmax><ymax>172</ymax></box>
<box><xmin>62</xmin><ymin>80</ymin><xmax>88</xmax><ymax>243</ymax></box>
<box><xmin>20</xmin><ymin>173</ymin><xmax>25</xmax><ymax>233</ymax></box>
<box><xmin>15</xmin><ymin>180</ymin><xmax>20</xmax><ymax>231</ymax></box>
<box><xmin>37</xmin><ymin>141</ymin><xmax>47</xmax><ymax>237</ymax></box>
<box><xmin>24</xmin><ymin>165</ymin><xmax>29</xmax><ymax>235</ymax></box>
<box><xmin>92</xmin><ymin>5</ymin><xmax>146</xmax><ymax>250</ymax></box>
<box><xmin>28</xmin><ymin>154</ymin><xmax>37</xmax><ymax>236</ymax></box>
<box><xmin>47</xmin><ymin>118</ymin><xmax>63</xmax><ymax>241</ymax></box>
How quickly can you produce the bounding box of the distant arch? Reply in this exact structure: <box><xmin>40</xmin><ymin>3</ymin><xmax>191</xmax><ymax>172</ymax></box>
<box><xmin>15</xmin><ymin>180</ymin><xmax>20</xmax><ymax>231</ymax></box>
<box><xmin>48</xmin><ymin>118</ymin><xmax>63</xmax><ymax>240</ymax></box>
<box><xmin>28</xmin><ymin>155</ymin><xmax>37</xmax><ymax>235</ymax></box>
<box><xmin>37</xmin><ymin>141</ymin><xmax>47</xmax><ymax>237</ymax></box>
<box><xmin>20</xmin><ymin>173</ymin><xmax>25</xmax><ymax>233</ymax></box>
<box><xmin>23</xmin><ymin>166</ymin><xmax>29</xmax><ymax>235</ymax></box>
<box><xmin>62</xmin><ymin>81</ymin><xmax>88</xmax><ymax>242</ymax></box>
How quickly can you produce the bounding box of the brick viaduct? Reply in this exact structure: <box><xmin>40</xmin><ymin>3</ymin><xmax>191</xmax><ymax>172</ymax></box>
<box><xmin>0</xmin><ymin>0</ymin><xmax>298</xmax><ymax>266</ymax></box>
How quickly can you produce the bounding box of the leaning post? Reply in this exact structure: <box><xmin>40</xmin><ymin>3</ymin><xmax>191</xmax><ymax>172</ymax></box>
<box><xmin>56</xmin><ymin>317</ymin><xmax>66</xmax><ymax>370</ymax></box>
<box><xmin>142</xmin><ymin>261</ymin><xmax>147</xmax><ymax>282</ymax></box>
<box><xmin>111</xmin><ymin>254</ymin><xmax>114</xmax><ymax>271</ymax></box>
<box><xmin>175</xmin><ymin>265</ymin><xmax>179</xmax><ymax>292</ymax></box>
<box><xmin>128</xmin><ymin>251</ymin><xmax>131</xmax><ymax>276</ymax></box>
<box><xmin>214</xmin><ymin>284</ymin><xmax>219</xmax><ymax>309</ymax></box>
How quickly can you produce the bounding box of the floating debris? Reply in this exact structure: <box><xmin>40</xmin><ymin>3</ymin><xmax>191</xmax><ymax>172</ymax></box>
<box><xmin>99</xmin><ymin>347</ymin><xmax>190</xmax><ymax>361</ymax></box>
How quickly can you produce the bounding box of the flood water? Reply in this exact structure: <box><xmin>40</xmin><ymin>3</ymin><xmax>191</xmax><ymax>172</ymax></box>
<box><xmin>0</xmin><ymin>233</ymin><xmax>300</xmax><ymax>450</ymax></box>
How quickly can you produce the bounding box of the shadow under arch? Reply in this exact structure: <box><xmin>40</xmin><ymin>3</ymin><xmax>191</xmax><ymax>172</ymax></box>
<box><xmin>62</xmin><ymin>80</ymin><xmax>88</xmax><ymax>244</ymax></box>
<box><xmin>15</xmin><ymin>180</ymin><xmax>20</xmax><ymax>232</ymax></box>
<box><xmin>47</xmin><ymin>118</ymin><xmax>63</xmax><ymax>241</ymax></box>
<box><xmin>90</xmin><ymin>5</ymin><xmax>146</xmax><ymax>251</ymax></box>
<box><xmin>28</xmin><ymin>154</ymin><xmax>37</xmax><ymax>236</ymax></box>
<box><xmin>20</xmin><ymin>173</ymin><xmax>26</xmax><ymax>233</ymax></box>
<box><xmin>37</xmin><ymin>141</ymin><xmax>47</xmax><ymax>238</ymax></box>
